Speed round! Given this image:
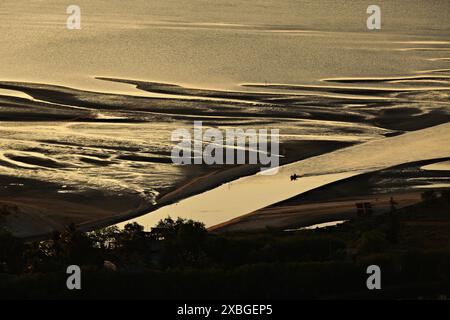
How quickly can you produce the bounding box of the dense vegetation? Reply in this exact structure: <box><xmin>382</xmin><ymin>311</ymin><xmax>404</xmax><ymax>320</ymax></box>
<box><xmin>0</xmin><ymin>191</ymin><xmax>449</xmax><ymax>299</ymax></box>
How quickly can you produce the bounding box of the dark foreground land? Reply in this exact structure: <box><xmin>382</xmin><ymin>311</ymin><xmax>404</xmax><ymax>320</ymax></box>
<box><xmin>0</xmin><ymin>190</ymin><xmax>450</xmax><ymax>300</ymax></box>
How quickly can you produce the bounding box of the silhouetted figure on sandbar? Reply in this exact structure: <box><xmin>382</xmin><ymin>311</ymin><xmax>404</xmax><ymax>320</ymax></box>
<box><xmin>290</xmin><ymin>174</ymin><xmax>299</xmax><ymax>181</ymax></box>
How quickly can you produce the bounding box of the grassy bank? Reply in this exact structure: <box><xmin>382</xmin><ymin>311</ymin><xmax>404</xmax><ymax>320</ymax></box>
<box><xmin>0</xmin><ymin>191</ymin><xmax>449</xmax><ymax>299</ymax></box>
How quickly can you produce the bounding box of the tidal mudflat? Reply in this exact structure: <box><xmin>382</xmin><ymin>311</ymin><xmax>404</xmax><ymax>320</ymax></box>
<box><xmin>1</xmin><ymin>0</ymin><xmax>450</xmax><ymax>236</ymax></box>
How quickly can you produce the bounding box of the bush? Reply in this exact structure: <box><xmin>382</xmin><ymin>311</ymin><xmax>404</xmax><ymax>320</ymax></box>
<box><xmin>357</xmin><ymin>230</ymin><xmax>389</xmax><ymax>255</ymax></box>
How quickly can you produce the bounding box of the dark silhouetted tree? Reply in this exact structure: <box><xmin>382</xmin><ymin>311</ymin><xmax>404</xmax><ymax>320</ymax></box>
<box><xmin>154</xmin><ymin>217</ymin><xmax>207</xmax><ymax>268</ymax></box>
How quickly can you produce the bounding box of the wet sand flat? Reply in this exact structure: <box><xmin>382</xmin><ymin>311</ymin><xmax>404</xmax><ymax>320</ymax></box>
<box><xmin>210</xmin><ymin>192</ymin><xmax>423</xmax><ymax>233</ymax></box>
<box><xmin>1</xmin><ymin>75</ymin><xmax>450</xmax><ymax>237</ymax></box>
<box><xmin>118</xmin><ymin>122</ymin><xmax>450</xmax><ymax>231</ymax></box>
<box><xmin>1</xmin><ymin>1</ymin><xmax>450</xmax><ymax>237</ymax></box>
